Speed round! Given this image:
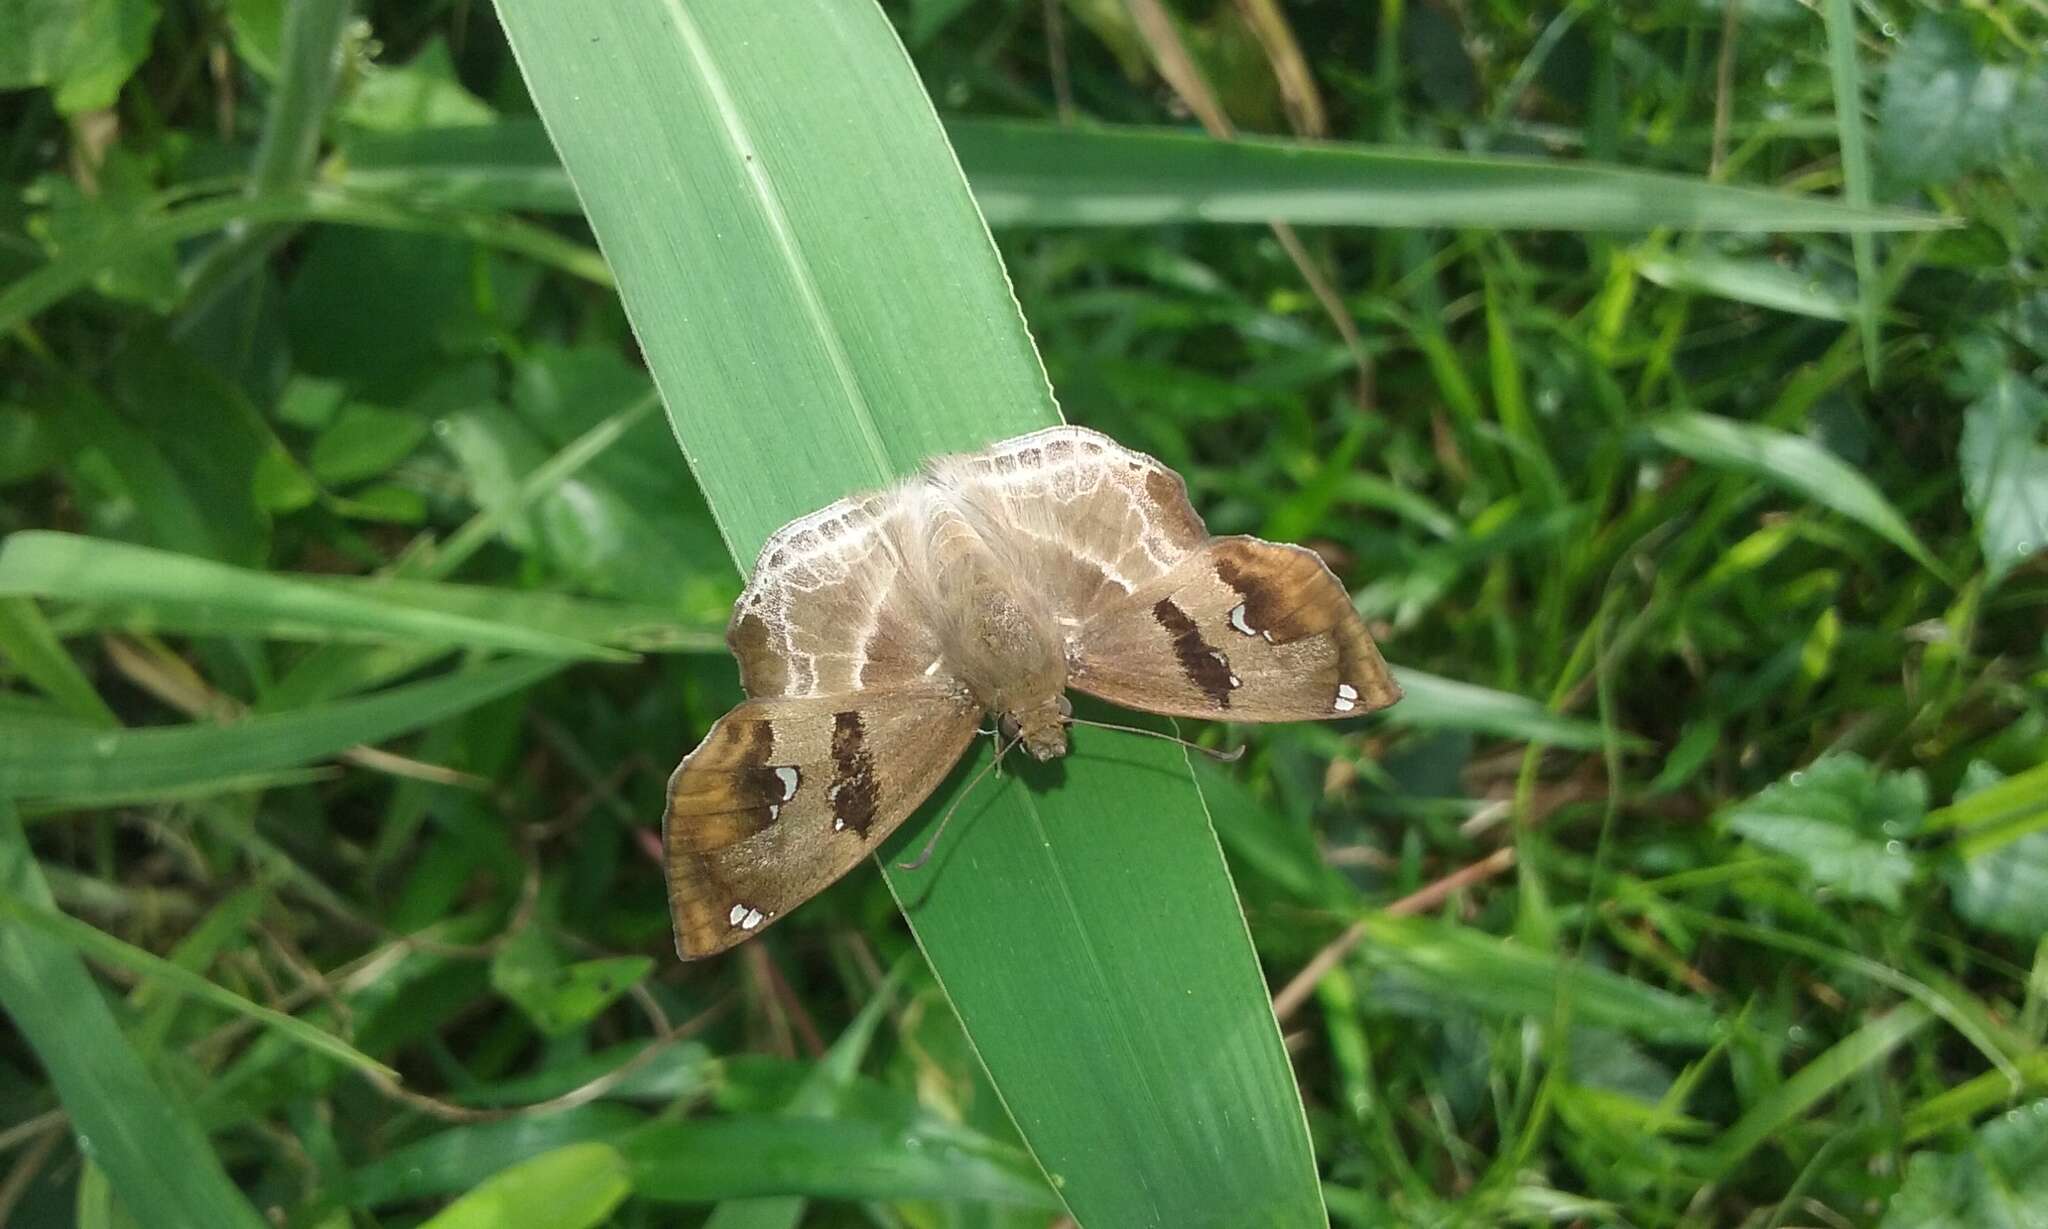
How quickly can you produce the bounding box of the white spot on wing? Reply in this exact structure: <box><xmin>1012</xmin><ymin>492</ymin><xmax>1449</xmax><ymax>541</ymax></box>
<box><xmin>1333</xmin><ymin>682</ymin><xmax>1359</xmax><ymax>713</ymax></box>
<box><xmin>728</xmin><ymin>903</ymin><xmax>747</xmax><ymax>926</ymax></box>
<box><xmin>773</xmin><ymin>766</ymin><xmax>800</xmax><ymax>799</ymax></box>
<box><xmin>741</xmin><ymin>908</ymin><xmax>764</xmax><ymax>930</ymax></box>
<box><xmin>1227</xmin><ymin>602</ymin><xmax>1257</xmax><ymax>637</ymax></box>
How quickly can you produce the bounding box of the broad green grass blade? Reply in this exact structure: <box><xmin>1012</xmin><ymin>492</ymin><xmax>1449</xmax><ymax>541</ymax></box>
<box><xmin>0</xmin><ymin>887</ymin><xmax>395</xmax><ymax>1079</ymax></box>
<box><xmin>1644</xmin><ymin>411</ymin><xmax>1948</xmax><ymax>579</ymax></box>
<box><xmin>0</xmin><ymin>532</ymin><xmax>636</xmax><ymax>658</ymax></box>
<box><xmin>0</xmin><ymin>656</ymin><xmax>559</xmax><ymax>801</ymax></box>
<box><xmin>340</xmin><ymin>118</ymin><xmax>1949</xmax><ymax>233</ymax></box>
<box><xmin>492</xmin><ymin>3</ymin><xmax>1323</xmax><ymax>1224</ymax></box>
<box><xmin>0</xmin><ymin>802</ymin><xmax>270</xmax><ymax>1229</ymax></box>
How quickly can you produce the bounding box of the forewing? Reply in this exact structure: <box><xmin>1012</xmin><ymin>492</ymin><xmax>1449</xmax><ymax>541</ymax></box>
<box><xmin>932</xmin><ymin>425</ymin><xmax>1210</xmax><ymax>622</ymax></box>
<box><xmin>727</xmin><ymin>489</ymin><xmax>941</xmax><ymax>698</ymax></box>
<box><xmin>1071</xmin><ymin>536</ymin><xmax>1400</xmax><ymax>722</ymax></box>
<box><xmin>662</xmin><ymin>682</ymin><xmax>979</xmax><ymax>958</ymax></box>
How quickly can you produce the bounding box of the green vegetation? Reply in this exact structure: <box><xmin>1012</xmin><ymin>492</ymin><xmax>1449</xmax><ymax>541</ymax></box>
<box><xmin>1</xmin><ymin>2</ymin><xmax>2043</xmax><ymax>1226</ymax></box>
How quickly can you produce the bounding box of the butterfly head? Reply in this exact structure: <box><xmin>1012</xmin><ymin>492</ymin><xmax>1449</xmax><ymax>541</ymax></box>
<box><xmin>998</xmin><ymin>693</ymin><xmax>1072</xmax><ymax>761</ymax></box>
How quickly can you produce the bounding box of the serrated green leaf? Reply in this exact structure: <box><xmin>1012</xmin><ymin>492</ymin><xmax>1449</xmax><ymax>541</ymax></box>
<box><xmin>0</xmin><ymin>0</ymin><xmax>161</xmax><ymax>113</ymax></box>
<box><xmin>1945</xmin><ymin>764</ymin><xmax>2048</xmax><ymax>942</ymax></box>
<box><xmin>1882</xmin><ymin>1098</ymin><xmax>2048</xmax><ymax>1229</ymax></box>
<box><xmin>1720</xmin><ymin>753</ymin><xmax>1928</xmax><ymax>910</ymax></box>
<box><xmin>1958</xmin><ymin>374</ymin><xmax>2048</xmax><ymax>586</ymax></box>
<box><xmin>1878</xmin><ymin>15</ymin><xmax>2048</xmax><ymax>185</ymax></box>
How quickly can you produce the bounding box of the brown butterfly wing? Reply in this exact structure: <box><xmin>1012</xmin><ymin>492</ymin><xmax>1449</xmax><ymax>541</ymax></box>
<box><xmin>725</xmin><ymin>491</ymin><xmax>940</xmax><ymax>700</ymax></box>
<box><xmin>931</xmin><ymin>425</ymin><xmax>1209</xmax><ymax>617</ymax></box>
<box><xmin>663</xmin><ymin>683</ymin><xmax>979</xmax><ymax>959</ymax></box>
<box><xmin>1070</xmin><ymin>536</ymin><xmax>1400</xmax><ymax>722</ymax></box>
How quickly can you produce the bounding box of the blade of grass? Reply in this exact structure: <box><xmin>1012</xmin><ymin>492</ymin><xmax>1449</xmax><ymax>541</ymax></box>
<box><xmin>697</xmin><ymin>966</ymin><xmax>898</xmax><ymax>1229</ymax></box>
<box><xmin>0</xmin><ymin>656</ymin><xmax>560</xmax><ymax>801</ymax></box>
<box><xmin>1703</xmin><ymin>1003</ymin><xmax>1933</xmax><ymax>1175</ymax></box>
<box><xmin>492</xmin><ymin>2</ymin><xmax>1324</xmax><ymax>1223</ymax></box>
<box><xmin>340</xmin><ymin>118</ymin><xmax>1952</xmax><ymax>232</ymax></box>
<box><xmin>0</xmin><ymin>187</ymin><xmax>610</xmax><ymax>336</ymax></box>
<box><xmin>1387</xmin><ymin>667</ymin><xmax>1639</xmax><ymax>751</ymax></box>
<box><xmin>1635</xmin><ymin>251</ymin><xmax>1856</xmax><ymax>320</ymax></box>
<box><xmin>0</xmin><ymin>887</ymin><xmax>396</xmax><ymax>1080</ymax></box>
<box><xmin>0</xmin><ymin>595</ymin><xmax>119</xmax><ymax>727</ymax></box>
<box><xmin>417</xmin><ymin>1143</ymin><xmax>631</xmax><ymax>1229</ymax></box>
<box><xmin>0</xmin><ymin>801</ymin><xmax>271</xmax><ymax>1229</ymax></box>
<box><xmin>1822</xmin><ymin>0</ymin><xmax>1882</xmax><ymax>386</ymax></box>
<box><xmin>1645</xmin><ymin>411</ymin><xmax>1948</xmax><ymax>579</ymax></box>
<box><xmin>0</xmin><ymin>532</ymin><xmax>636</xmax><ymax>659</ymax></box>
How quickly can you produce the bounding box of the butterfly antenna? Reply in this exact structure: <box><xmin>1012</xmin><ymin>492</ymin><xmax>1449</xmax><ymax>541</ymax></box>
<box><xmin>896</xmin><ymin>735</ymin><xmax>1016</xmax><ymax>872</ymax></box>
<box><xmin>1066</xmin><ymin>717</ymin><xmax>1245</xmax><ymax>762</ymax></box>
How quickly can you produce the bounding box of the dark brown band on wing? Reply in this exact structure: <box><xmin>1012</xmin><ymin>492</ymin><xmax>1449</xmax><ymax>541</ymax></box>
<box><xmin>666</xmin><ymin>718</ymin><xmax>790</xmax><ymax>852</ymax></box>
<box><xmin>1152</xmin><ymin>597</ymin><xmax>1235</xmax><ymax>708</ymax></box>
<box><xmin>1213</xmin><ymin>538</ymin><xmax>1400</xmax><ymax>710</ymax></box>
<box><xmin>829</xmin><ymin>711</ymin><xmax>881</xmax><ymax>837</ymax></box>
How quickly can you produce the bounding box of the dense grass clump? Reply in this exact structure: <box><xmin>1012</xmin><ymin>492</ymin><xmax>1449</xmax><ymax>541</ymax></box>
<box><xmin>1</xmin><ymin>2</ymin><xmax>2043</xmax><ymax>1226</ymax></box>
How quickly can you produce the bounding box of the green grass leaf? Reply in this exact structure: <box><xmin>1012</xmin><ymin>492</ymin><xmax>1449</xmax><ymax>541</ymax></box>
<box><xmin>1387</xmin><ymin>666</ymin><xmax>1632</xmax><ymax>751</ymax></box>
<box><xmin>418</xmin><ymin>1143</ymin><xmax>631</xmax><ymax>1229</ymax></box>
<box><xmin>1646</xmin><ymin>411</ymin><xmax>1949</xmax><ymax>578</ymax></box>
<box><xmin>490</xmin><ymin>2</ymin><xmax>1323</xmax><ymax>1222</ymax></box>
<box><xmin>0</xmin><ymin>656</ymin><xmax>561</xmax><ymax>801</ymax></box>
<box><xmin>1635</xmin><ymin>251</ymin><xmax>1854</xmax><ymax>320</ymax></box>
<box><xmin>0</xmin><ymin>802</ymin><xmax>270</xmax><ymax>1229</ymax></box>
<box><xmin>0</xmin><ymin>531</ymin><xmax>636</xmax><ymax>658</ymax></box>
<box><xmin>0</xmin><ymin>594</ymin><xmax>119</xmax><ymax>726</ymax></box>
<box><xmin>342</xmin><ymin>117</ymin><xmax>1952</xmax><ymax>232</ymax></box>
<box><xmin>1708</xmin><ymin>1004</ymin><xmax>1934</xmax><ymax>1177</ymax></box>
<box><xmin>621</xmin><ymin>1116</ymin><xmax>1058</xmax><ymax>1207</ymax></box>
<box><xmin>0</xmin><ymin>885</ymin><xmax>395</xmax><ymax>1079</ymax></box>
<box><xmin>1360</xmin><ymin>915</ymin><xmax>1718</xmax><ymax>1045</ymax></box>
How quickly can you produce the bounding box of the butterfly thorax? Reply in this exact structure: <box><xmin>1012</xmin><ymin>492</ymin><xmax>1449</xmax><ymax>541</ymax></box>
<box><xmin>923</xmin><ymin>508</ymin><xmax>1071</xmax><ymax>761</ymax></box>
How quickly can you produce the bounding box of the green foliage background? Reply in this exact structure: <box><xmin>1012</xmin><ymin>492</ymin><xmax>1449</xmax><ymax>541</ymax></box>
<box><xmin>2</xmin><ymin>1</ymin><xmax>2045</xmax><ymax>1226</ymax></box>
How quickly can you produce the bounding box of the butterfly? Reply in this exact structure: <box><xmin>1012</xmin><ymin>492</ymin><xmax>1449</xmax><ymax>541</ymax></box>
<box><xmin>662</xmin><ymin>426</ymin><xmax>1400</xmax><ymax>958</ymax></box>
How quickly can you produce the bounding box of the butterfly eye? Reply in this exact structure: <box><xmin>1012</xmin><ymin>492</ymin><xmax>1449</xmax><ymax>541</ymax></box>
<box><xmin>1056</xmin><ymin>695</ymin><xmax>1073</xmax><ymax>720</ymax></box>
<box><xmin>998</xmin><ymin>713</ymin><xmax>1021</xmax><ymax>743</ymax></box>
